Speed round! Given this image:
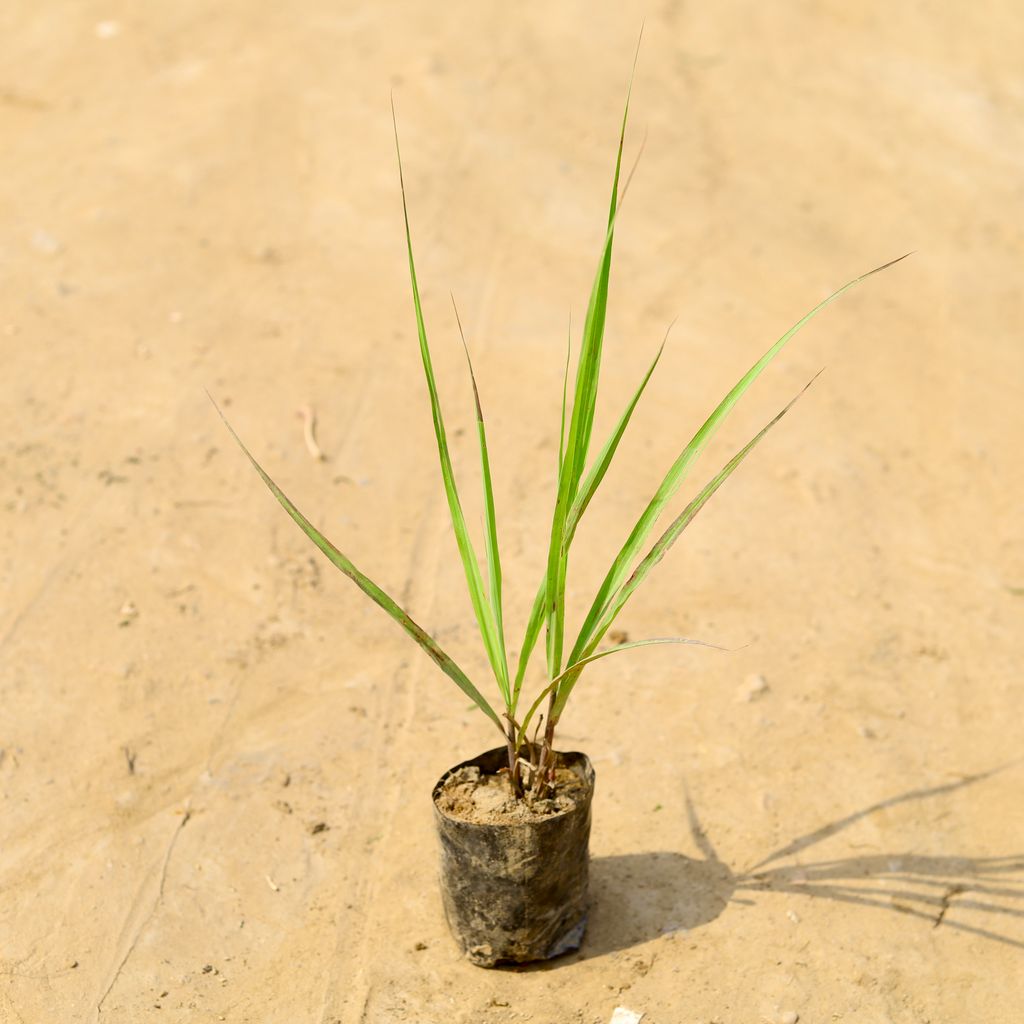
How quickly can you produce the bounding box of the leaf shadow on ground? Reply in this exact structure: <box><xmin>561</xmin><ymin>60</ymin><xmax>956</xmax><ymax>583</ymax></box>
<box><xmin>561</xmin><ymin>763</ymin><xmax>1024</xmax><ymax>965</ymax></box>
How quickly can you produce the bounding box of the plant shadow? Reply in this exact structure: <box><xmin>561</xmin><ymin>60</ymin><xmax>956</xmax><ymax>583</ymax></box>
<box><xmin>573</xmin><ymin>763</ymin><xmax>1024</xmax><ymax>962</ymax></box>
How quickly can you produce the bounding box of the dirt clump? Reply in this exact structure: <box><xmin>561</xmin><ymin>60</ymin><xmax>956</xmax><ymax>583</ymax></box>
<box><xmin>435</xmin><ymin>764</ymin><xmax>587</xmax><ymax>824</ymax></box>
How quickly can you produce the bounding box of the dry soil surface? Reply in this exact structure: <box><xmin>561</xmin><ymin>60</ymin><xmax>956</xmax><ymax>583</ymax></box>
<box><xmin>2</xmin><ymin>3</ymin><xmax>1023</xmax><ymax>1023</ymax></box>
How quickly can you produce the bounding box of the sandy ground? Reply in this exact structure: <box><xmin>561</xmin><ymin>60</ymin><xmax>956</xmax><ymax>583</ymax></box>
<box><xmin>2</xmin><ymin>3</ymin><xmax>1023</xmax><ymax>1022</ymax></box>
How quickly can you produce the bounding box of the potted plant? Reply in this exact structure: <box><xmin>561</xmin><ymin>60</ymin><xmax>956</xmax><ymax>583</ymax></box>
<box><xmin>213</xmin><ymin>81</ymin><xmax>903</xmax><ymax>967</ymax></box>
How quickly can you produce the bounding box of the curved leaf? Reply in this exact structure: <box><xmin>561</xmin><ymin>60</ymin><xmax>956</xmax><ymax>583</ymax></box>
<box><xmin>568</xmin><ymin>255</ymin><xmax>910</xmax><ymax>669</ymax></box>
<box><xmin>211</xmin><ymin>395</ymin><xmax>504</xmax><ymax>733</ymax></box>
<box><xmin>516</xmin><ymin>635</ymin><xmax>725</xmax><ymax>748</ymax></box>
<box><xmin>393</xmin><ymin>103</ymin><xmax>510</xmax><ymax>704</ymax></box>
<box><xmin>553</xmin><ymin>373</ymin><xmax>821</xmax><ymax>719</ymax></box>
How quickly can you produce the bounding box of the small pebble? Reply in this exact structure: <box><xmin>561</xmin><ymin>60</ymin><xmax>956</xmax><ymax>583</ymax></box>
<box><xmin>778</xmin><ymin>1011</ymin><xmax>799</xmax><ymax>1024</ymax></box>
<box><xmin>610</xmin><ymin>1009</ymin><xmax>644</xmax><ymax>1024</ymax></box>
<box><xmin>31</xmin><ymin>229</ymin><xmax>61</xmax><ymax>255</ymax></box>
<box><xmin>737</xmin><ymin>673</ymin><xmax>769</xmax><ymax>702</ymax></box>
<box><xmin>786</xmin><ymin>909</ymin><xmax>801</xmax><ymax>924</ymax></box>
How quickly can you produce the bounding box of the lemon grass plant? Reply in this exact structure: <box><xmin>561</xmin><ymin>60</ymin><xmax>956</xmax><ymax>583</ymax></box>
<box><xmin>216</xmin><ymin>86</ymin><xmax>904</xmax><ymax>801</ymax></box>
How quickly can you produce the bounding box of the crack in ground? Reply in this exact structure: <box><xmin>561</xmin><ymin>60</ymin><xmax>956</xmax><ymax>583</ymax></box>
<box><xmin>94</xmin><ymin>807</ymin><xmax>192</xmax><ymax>1021</ymax></box>
<box><xmin>933</xmin><ymin>883</ymin><xmax>967</xmax><ymax>929</ymax></box>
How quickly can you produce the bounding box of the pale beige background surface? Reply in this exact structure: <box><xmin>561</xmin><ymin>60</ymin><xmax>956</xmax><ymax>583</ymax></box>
<box><xmin>2</xmin><ymin>3</ymin><xmax>1022</xmax><ymax>1022</ymax></box>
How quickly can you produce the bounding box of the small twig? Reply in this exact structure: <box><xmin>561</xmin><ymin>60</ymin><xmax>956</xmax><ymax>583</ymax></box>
<box><xmin>503</xmin><ymin>714</ymin><xmax>524</xmax><ymax>798</ymax></box>
<box><xmin>265</xmin><ymin>874</ymin><xmax>280</xmax><ymax>892</ymax></box>
<box><xmin>525</xmin><ymin>716</ymin><xmax>544</xmax><ymax>798</ymax></box>
<box><xmin>531</xmin><ymin>713</ymin><xmax>545</xmax><ymax>751</ymax></box>
<box><xmin>532</xmin><ymin>697</ymin><xmax>559</xmax><ymax>798</ymax></box>
<box><xmin>297</xmin><ymin>404</ymin><xmax>325</xmax><ymax>461</ymax></box>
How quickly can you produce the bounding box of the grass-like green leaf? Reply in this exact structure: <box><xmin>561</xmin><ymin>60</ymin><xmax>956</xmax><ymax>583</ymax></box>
<box><xmin>510</xmin><ymin>320</ymin><xmax>575</xmax><ymax>713</ymax></box>
<box><xmin>543</xmin><ymin>63</ymin><xmax>635</xmax><ymax>680</ymax></box>
<box><xmin>558</xmin><ymin>316</ymin><xmax>572</xmax><ymax>474</ymax></box>
<box><xmin>552</xmin><ymin>373</ymin><xmax>821</xmax><ymax>720</ymax></box>
<box><xmin>452</xmin><ymin>297</ymin><xmax>506</xmax><ymax>660</ymax></box>
<box><xmin>512</xmin><ymin>329</ymin><xmax>666</xmax><ymax>710</ymax></box>
<box><xmin>209</xmin><ymin>395</ymin><xmax>505</xmax><ymax>733</ymax></box>
<box><xmin>393</xmin><ymin>102</ymin><xmax>511</xmax><ymax>705</ymax></box>
<box><xmin>564</xmin><ymin>37</ymin><xmax>644</xmax><ymax>498</ymax></box>
<box><xmin>566</xmin><ymin>328</ymin><xmax>668</xmax><ymax>541</ymax></box>
<box><xmin>568</xmin><ymin>255</ymin><xmax>910</xmax><ymax>670</ymax></box>
<box><xmin>512</xmin><ymin>583</ymin><xmax>546</xmax><ymax>716</ymax></box>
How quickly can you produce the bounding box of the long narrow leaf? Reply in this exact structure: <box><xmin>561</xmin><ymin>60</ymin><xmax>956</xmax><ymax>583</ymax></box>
<box><xmin>393</xmin><ymin>104</ymin><xmax>510</xmax><ymax>704</ymax></box>
<box><xmin>512</xmin><ymin>329</ymin><xmax>666</xmax><ymax>709</ymax></box>
<box><xmin>511</xmin><ymin>319</ymin><xmax>574</xmax><ymax>713</ymax></box>
<box><xmin>566</xmin><ymin>37</ymin><xmax>644</xmax><ymax>496</ymax></box>
<box><xmin>543</xmin><ymin>58</ymin><xmax>637</xmax><ymax>679</ymax></box>
<box><xmin>566</xmin><ymin>328</ymin><xmax>668</xmax><ymax>542</ymax></box>
<box><xmin>210</xmin><ymin>396</ymin><xmax>504</xmax><ymax>733</ymax></box>
<box><xmin>512</xmin><ymin>582</ymin><xmax>546</xmax><ymax>714</ymax></box>
<box><xmin>552</xmin><ymin>373</ymin><xmax>821</xmax><ymax>720</ymax></box>
<box><xmin>558</xmin><ymin>316</ymin><xmax>572</xmax><ymax>475</ymax></box>
<box><xmin>568</xmin><ymin>255</ymin><xmax>910</xmax><ymax>668</ymax></box>
<box><xmin>516</xmin><ymin>635</ymin><xmax>725</xmax><ymax>748</ymax></box>
<box><xmin>452</xmin><ymin>297</ymin><xmax>507</xmax><ymax>658</ymax></box>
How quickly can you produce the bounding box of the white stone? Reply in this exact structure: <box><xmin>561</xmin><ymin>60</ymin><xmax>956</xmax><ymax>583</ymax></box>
<box><xmin>737</xmin><ymin>673</ymin><xmax>769</xmax><ymax>702</ymax></box>
<box><xmin>610</xmin><ymin>1009</ymin><xmax>644</xmax><ymax>1024</ymax></box>
<box><xmin>30</xmin><ymin>229</ymin><xmax>61</xmax><ymax>255</ymax></box>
